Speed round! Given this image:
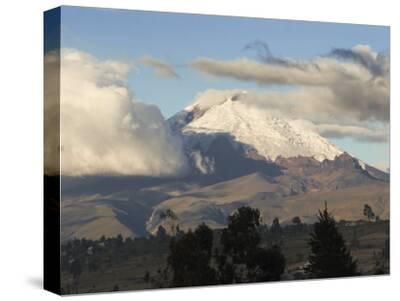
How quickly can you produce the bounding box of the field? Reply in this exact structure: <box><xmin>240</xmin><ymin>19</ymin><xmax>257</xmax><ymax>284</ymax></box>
<box><xmin>60</xmin><ymin>220</ymin><xmax>389</xmax><ymax>294</ymax></box>
<box><xmin>278</xmin><ymin>221</ymin><xmax>389</xmax><ymax>278</ymax></box>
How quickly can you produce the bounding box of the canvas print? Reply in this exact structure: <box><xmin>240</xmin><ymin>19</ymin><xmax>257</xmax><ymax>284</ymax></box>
<box><xmin>44</xmin><ymin>6</ymin><xmax>390</xmax><ymax>295</ymax></box>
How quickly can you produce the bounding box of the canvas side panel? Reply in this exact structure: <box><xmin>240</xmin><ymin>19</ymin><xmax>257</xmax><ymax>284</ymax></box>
<box><xmin>43</xmin><ymin>6</ymin><xmax>61</xmax><ymax>295</ymax></box>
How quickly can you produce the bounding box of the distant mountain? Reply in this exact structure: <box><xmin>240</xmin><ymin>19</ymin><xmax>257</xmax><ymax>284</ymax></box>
<box><xmin>275</xmin><ymin>152</ymin><xmax>389</xmax><ymax>193</ymax></box>
<box><xmin>146</xmin><ymin>170</ymin><xmax>389</xmax><ymax>235</ymax></box>
<box><xmin>61</xmin><ymin>92</ymin><xmax>389</xmax><ymax>241</ymax></box>
<box><xmin>169</xmin><ymin>90</ymin><xmax>343</xmax><ymax>170</ymax></box>
<box><xmin>144</xmin><ymin>91</ymin><xmax>389</xmax><ymax>234</ymax></box>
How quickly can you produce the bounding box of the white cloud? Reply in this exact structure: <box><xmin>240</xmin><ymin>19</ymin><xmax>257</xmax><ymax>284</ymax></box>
<box><xmin>139</xmin><ymin>55</ymin><xmax>179</xmax><ymax>79</ymax></box>
<box><xmin>186</xmin><ymin>89</ymin><xmax>247</xmax><ymax>111</ymax></box>
<box><xmin>44</xmin><ymin>50</ymin><xmax>60</xmax><ymax>176</ymax></box>
<box><xmin>192</xmin><ymin>56</ymin><xmax>355</xmax><ymax>86</ymax></box>
<box><xmin>189</xmin><ymin>45</ymin><xmax>389</xmax><ymax>143</ymax></box>
<box><xmin>330</xmin><ymin>44</ymin><xmax>389</xmax><ymax>79</ymax></box>
<box><xmin>186</xmin><ymin>88</ymin><xmax>388</xmax><ymax>143</ymax></box>
<box><xmin>289</xmin><ymin>120</ymin><xmax>388</xmax><ymax>143</ymax></box>
<box><xmin>44</xmin><ymin>48</ymin><xmax>188</xmax><ymax>176</ymax></box>
<box><xmin>191</xmin><ymin>45</ymin><xmax>389</xmax><ymax>123</ymax></box>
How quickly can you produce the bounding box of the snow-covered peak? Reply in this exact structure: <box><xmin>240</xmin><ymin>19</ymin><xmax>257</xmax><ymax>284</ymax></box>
<box><xmin>171</xmin><ymin>91</ymin><xmax>343</xmax><ymax>162</ymax></box>
<box><xmin>169</xmin><ymin>90</ymin><xmax>247</xmax><ymax>132</ymax></box>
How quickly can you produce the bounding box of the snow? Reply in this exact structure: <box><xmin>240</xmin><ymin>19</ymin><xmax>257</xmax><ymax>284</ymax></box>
<box><xmin>358</xmin><ymin>159</ymin><xmax>366</xmax><ymax>170</ymax></box>
<box><xmin>171</xmin><ymin>92</ymin><xmax>343</xmax><ymax>162</ymax></box>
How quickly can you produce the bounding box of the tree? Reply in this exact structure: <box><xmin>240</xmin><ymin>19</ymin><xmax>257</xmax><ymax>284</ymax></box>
<box><xmin>219</xmin><ymin>206</ymin><xmax>286</xmax><ymax>283</ymax></box>
<box><xmin>384</xmin><ymin>227</ymin><xmax>390</xmax><ymax>260</ymax></box>
<box><xmin>292</xmin><ymin>216</ymin><xmax>303</xmax><ymax>231</ymax></box>
<box><xmin>292</xmin><ymin>216</ymin><xmax>302</xmax><ymax>225</ymax></box>
<box><xmin>270</xmin><ymin>217</ymin><xmax>283</xmax><ymax>238</ymax></box>
<box><xmin>363</xmin><ymin>204</ymin><xmax>375</xmax><ymax>222</ymax></box>
<box><xmin>167</xmin><ymin>206</ymin><xmax>286</xmax><ymax>286</ymax></box>
<box><xmin>70</xmin><ymin>259</ymin><xmax>82</xmax><ymax>280</ymax></box>
<box><xmin>306</xmin><ymin>203</ymin><xmax>358</xmax><ymax>278</ymax></box>
<box><xmin>168</xmin><ymin>223</ymin><xmax>217</xmax><ymax>286</ymax></box>
<box><xmin>246</xmin><ymin>246</ymin><xmax>286</xmax><ymax>282</ymax></box>
<box><xmin>143</xmin><ymin>271</ymin><xmax>150</xmax><ymax>283</ymax></box>
<box><xmin>220</xmin><ymin>206</ymin><xmax>261</xmax><ymax>263</ymax></box>
<box><xmin>116</xmin><ymin>234</ymin><xmax>124</xmax><ymax>247</ymax></box>
<box><xmin>351</xmin><ymin>227</ymin><xmax>360</xmax><ymax>249</ymax></box>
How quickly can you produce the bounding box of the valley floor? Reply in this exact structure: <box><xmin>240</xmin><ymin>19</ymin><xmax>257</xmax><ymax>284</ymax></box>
<box><xmin>60</xmin><ymin>220</ymin><xmax>389</xmax><ymax>294</ymax></box>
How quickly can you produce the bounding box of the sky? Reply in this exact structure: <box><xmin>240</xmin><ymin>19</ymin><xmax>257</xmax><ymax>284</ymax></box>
<box><xmin>57</xmin><ymin>6</ymin><xmax>390</xmax><ymax>171</ymax></box>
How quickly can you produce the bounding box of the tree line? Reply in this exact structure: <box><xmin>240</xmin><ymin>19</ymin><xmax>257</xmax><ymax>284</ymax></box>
<box><xmin>164</xmin><ymin>204</ymin><xmax>358</xmax><ymax>287</ymax></box>
<box><xmin>61</xmin><ymin>202</ymin><xmax>387</xmax><ymax>292</ymax></box>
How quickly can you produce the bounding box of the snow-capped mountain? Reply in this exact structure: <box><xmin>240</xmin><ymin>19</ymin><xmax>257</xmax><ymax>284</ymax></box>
<box><xmin>169</xmin><ymin>90</ymin><xmax>343</xmax><ymax>166</ymax></box>
<box><xmin>61</xmin><ymin>91</ymin><xmax>389</xmax><ymax>240</ymax></box>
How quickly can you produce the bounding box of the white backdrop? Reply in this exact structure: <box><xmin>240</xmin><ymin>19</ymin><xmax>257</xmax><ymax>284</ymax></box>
<box><xmin>0</xmin><ymin>0</ymin><xmax>397</xmax><ymax>300</ymax></box>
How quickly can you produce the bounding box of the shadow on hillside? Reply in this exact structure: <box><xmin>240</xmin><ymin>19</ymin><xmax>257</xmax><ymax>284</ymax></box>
<box><xmin>185</xmin><ymin>131</ymin><xmax>282</xmax><ymax>182</ymax></box>
<box><xmin>60</xmin><ymin>132</ymin><xmax>283</xmax><ymax>197</ymax></box>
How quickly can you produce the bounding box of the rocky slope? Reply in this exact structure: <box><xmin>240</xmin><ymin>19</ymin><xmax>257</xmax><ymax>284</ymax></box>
<box><xmin>61</xmin><ymin>91</ymin><xmax>389</xmax><ymax>240</ymax></box>
<box><xmin>169</xmin><ymin>91</ymin><xmax>343</xmax><ymax>169</ymax></box>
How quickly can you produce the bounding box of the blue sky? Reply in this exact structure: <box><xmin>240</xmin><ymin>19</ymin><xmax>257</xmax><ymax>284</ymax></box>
<box><xmin>59</xmin><ymin>6</ymin><xmax>389</xmax><ymax>169</ymax></box>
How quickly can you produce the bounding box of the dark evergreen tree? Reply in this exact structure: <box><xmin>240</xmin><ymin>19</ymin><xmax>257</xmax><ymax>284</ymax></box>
<box><xmin>246</xmin><ymin>246</ymin><xmax>286</xmax><ymax>281</ymax></box>
<box><xmin>219</xmin><ymin>206</ymin><xmax>286</xmax><ymax>283</ymax></box>
<box><xmin>70</xmin><ymin>259</ymin><xmax>82</xmax><ymax>280</ymax></box>
<box><xmin>167</xmin><ymin>223</ymin><xmax>217</xmax><ymax>286</ymax></box>
<box><xmin>220</xmin><ymin>206</ymin><xmax>261</xmax><ymax>263</ymax></box>
<box><xmin>363</xmin><ymin>204</ymin><xmax>375</xmax><ymax>222</ymax></box>
<box><xmin>292</xmin><ymin>216</ymin><xmax>302</xmax><ymax>225</ymax></box>
<box><xmin>291</xmin><ymin>216</ymin><xmax>303</xmax><ymax>232</ymax></box>
<box><xmin>384</xmin><ymin>226</ymin><xmax>390</xmax><ymax>260</ymax></box>
<box><xmin>215</xmin><ymin>249</ymin><xmax>236</xmax><ymax>284</ymax></box>
<box><xmin>351</xmin><ymin>227</ymin><xmax>360</xmax><ymax>249</ymax></box>
<box><xmin>306</xmin><ymin>203</ymin><xmax>358</xmax><ymax>278</ymax></box>
<box><xmin>270</xmin><ymin>217</ymin><xmax>283</xmax><ymax>242</ymax></box>
<box><xmin>143</xmin><ymin>271</ymin><xmax>150</xmax><ymax>283</ymax></box>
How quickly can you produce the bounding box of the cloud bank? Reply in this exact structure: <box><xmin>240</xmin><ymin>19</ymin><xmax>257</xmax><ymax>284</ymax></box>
<box><xmin>139</xmin><ymin>55</ymin><xmax>179</xmax><ymax>79</ymax></box>
<box><xmin>190</xmin><ymin>44</ymin><xmax>389</xmax><ymax>143</ymax></box>
<box><xmin>45</xmin><ymin>49</ymin><xmax>188</xmax><ymax>176</ymax></box>
<box><xmin>329</xmin><ymin>44</ymin><xmax>389</xmax><ymax>78</ymax></box>
<box><xmin>44</xmin><ymin>50</ymin><xmax>61</xmax><ymax>176</ymax></box>
<box><xmin>188</xmin><ymin>88</ymin><xmax>388</xmax><ymax>143</ymax></box>
<box><xmin>289</xmin><ymin>120</ymin><xmax>388</xmax><ymax>143</ymax></box>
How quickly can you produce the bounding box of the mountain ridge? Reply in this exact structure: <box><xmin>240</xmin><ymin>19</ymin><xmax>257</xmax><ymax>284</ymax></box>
<box><xmin>60</xmin><ymin>92</ymin><xmax>389</xmax><ymax>240</ymax></box>
<box><xmin>169</xmin><ymin>91</ymin><xmax>343</xmax><ymax>167</ymax></box>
